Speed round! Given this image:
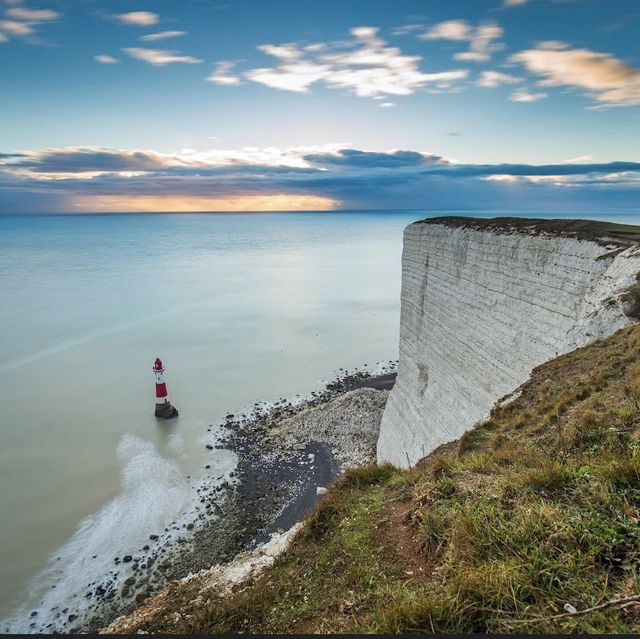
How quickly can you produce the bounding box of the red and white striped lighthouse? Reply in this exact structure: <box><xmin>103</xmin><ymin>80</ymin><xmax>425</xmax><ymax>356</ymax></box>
<box><xmin>153</xmin><ymin>357</ymin><xmax>179</xmax><ymax>419</ymax></box>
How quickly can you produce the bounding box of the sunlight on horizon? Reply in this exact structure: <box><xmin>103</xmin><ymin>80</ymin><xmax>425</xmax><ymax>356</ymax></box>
<box><xmin>71</xmin><ymin>193</ymin><xmax>339</xmax><ymax>212</ymax></box>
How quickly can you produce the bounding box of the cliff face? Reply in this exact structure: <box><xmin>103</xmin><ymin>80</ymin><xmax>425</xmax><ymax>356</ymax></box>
<box><xmin>377</xmin><ymin>217</ymin><xmax>640</xmax><ymax>467</ymax></box>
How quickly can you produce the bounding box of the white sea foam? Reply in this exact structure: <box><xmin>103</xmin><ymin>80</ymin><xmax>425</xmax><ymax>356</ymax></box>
<box><xmin>3</xmin><ymin>363</ymin><xmax>394</xmax><ymax>633</ymax></box>
<box><xmin>3</xmin><ymin>435</ymin><xmax>196</xmax><ymax>633</ymax></box>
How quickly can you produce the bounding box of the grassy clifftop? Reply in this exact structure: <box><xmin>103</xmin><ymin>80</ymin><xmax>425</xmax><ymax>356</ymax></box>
<box><xmin>419</xmin><ymin>216</ymin><xmax>640</xmax><ymax>247</ymax></box>
<box><xmin>112</xmin><ymin>324</ymin><xmax>640</xmax><ymax>634</ymax></box>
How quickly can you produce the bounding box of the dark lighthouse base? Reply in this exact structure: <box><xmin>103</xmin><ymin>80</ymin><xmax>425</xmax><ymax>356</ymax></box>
<box><xmin>155</xmin><ymin>402</ymin><xmax>179</xmax><ymax>419</ymax></box>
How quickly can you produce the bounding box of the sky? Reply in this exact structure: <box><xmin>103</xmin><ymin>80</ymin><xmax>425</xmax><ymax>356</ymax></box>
<box><xmin>1</xmin><ymin>0</ymin><xmax>639</xmax><ymax>213</ymax></box>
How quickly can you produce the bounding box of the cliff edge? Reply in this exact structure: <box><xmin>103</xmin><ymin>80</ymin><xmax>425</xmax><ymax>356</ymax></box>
<box><xmin>378</xmin><ymin>217</ymin><xmax>640</xmax><ymax>467</ymax></box>
<box><xmin>100</xmin><ymin>323</ymin><xmax>640</xmax><ymax>634</ymax></box>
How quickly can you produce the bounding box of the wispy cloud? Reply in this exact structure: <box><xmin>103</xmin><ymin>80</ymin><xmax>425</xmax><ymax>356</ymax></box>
<box><xmin>94</xmin><ymin>54</ymin><xmax>119</xmax><ymax>64</ymax></box>
<box><xmin>420</xmin><ymin>20</ymin><xmax>504</xmax><ymax>62</ymax></box>
<box><xmin>0</xmin><ymin>18</ymin><xmax>32</xmax><ymax>35</ymax></box>
<box><xmin>511</xmin><ymin>41</ymin><xmax>640</xmax><ymax>107</ymax></box>
<box><xmin>476</xmin><ymin>70</ymin><xmax>523</xmax><ymax>88</ymax></box>
<box><xmin>503</xmin><ymin>0</ymin><xmax>530</xmax><ymax>6</ymax></box>
<box><xmin>509</xmin><ymin>88</ymin><xmax>548</xmax><ymax>102</ymax></box>
<box><xmin>239</xmin><ymin>26</ymin><xmax>468</xmax><ymax>98</ymax></box>
<box><xmin>6</xmin><ymin>6</ymin><xmax>58</xmax><ymax>21</ymax></box>
<box><xmin>140</xmin><ymin>30</ymin><xmax>186</xmax><ymax>42</ymax></box>
<box><xmin>123</xmin><ymin>47</ymin><xmax>202</xmax><ymax>66</ymax></box>
<box><xmin>206</xmin><ymin>61</ymin><xmax>242</xmax><ymax>85</ymax></box>
<box><xmin>390</xmin><ymin>24</ymin><xmax>424</xmax><ymax>37</ymax></box>
<box><xmin>115</xmin><ymin>11</ymin><xmax>159</xmax><ymax>26</ymax></box>
<box><xmin>563</xmin><ymin>153</ymin><xmax>595</xmax><ymax>163</ymax></box>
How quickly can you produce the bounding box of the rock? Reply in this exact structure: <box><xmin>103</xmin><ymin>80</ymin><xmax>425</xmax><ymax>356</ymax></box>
<box><xmin>125</xmin><ymin>576</ymin><xmax>136</xmax><ymax>586</ymax></box>
<box><xmin>122</xmin><ymin>555</ymin><xmax>133</xmax><ymax>563</ymax></box>
<box><xmin>68</xmin><ymin>614</ymin><xmax>77</xmax><ymax>623</ymax></box>
<box><xmin>149</xmin><ymin>535</ymin><xmax>159</xmax><ymax>541</ymax></box>
<box><xmin>378</xmin><ymin>219</ymin><xmax>640</xmax><ymax>467</ymax></box>
<box><xmin>186</xmin><ymin>523</ymin><xmax>194</xmax><ymax>530</ymax></box>
<box><xmin>316</xmin><ymin>486</ymin><xmax>328</xmax><ymax>495</ymax></box>
<box><xmin>155</xmin><ymin>403</ymin><xmax>179</xmax><ymax>419</ymax></box>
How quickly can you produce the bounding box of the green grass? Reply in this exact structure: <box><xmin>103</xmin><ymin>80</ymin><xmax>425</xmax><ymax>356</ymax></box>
<box><xmin>122</xmin><ymin>324</ymin><xmax>640</xmax><ymax>634</ymax></box>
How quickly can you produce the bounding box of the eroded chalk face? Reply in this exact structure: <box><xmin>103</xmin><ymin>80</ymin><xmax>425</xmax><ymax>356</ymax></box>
<box><xmin>378</xmin><ymin>219</ymin><xmax>640</xmax><ymax>468</ymax></box>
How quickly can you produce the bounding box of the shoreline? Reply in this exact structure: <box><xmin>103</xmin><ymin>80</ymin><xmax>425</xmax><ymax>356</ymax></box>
<box><xmin>153</xmin><ymin>365</ymin><xmax>397</xmax><ymax>589</ymax></box>
<box><xmin>28</xmin><ymin>364</ymin><xmax>396</xmax><ymax>634</ymax></box>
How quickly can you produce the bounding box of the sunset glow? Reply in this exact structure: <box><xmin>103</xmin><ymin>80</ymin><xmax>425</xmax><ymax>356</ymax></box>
<box><xmin>71</xmin><ymin>193</ymin><xmax>339</xmax><ymax>213</ymax></box>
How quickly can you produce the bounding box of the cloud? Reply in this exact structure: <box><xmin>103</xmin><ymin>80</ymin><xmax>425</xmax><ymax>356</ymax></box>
<box><xmin>379</xmin><ymin>102</ymin><xmax>395</xmax><ymax>108</ymax></box>
<box><xmin>242</xmin><ymin>26</ymin><xmax>468</xmax><ymax>98</ymax></box>
<box><xmin>509</xmin><ymin>88</ymin><xmax>548</xmax><ymax>102</ymax></box>
<box><xmin>94</xmin><ymin>54</ymin><xmax>119</xmax><ymax>64</ymax></box>
<box><xmin>0</xmin><ymin>143</ymin><xmax>352</xmax><ymax>174</ymax></box>
<box><xmin>390</xmin><ymin>24</ymin><xmax>424</xmax><ymax>37</ymax></box>
<box><xmin>563</xmin><ymin>153</ymin><xmax>595</xmax><ymax>163</ymax></box>
<box><xmin>258</xmin><ymin>43</ymin><xmax>301</xmax><ymax>60</ymax></box>
<box><xmin>2</xmin><ymin>144</ymin><xmax>639</xmax><ymax>213</ymax></box>
<box><xmin>6</xmin><ymin>6</ymin><xmax>58</xmax><ymax>21</ymax></box>
<box><xmin>420</xmin><ymin>20</ymin><xmax>503</xmax><ymax>63</ymax></box>
<box><xmin>421</xmin><ymin>20</ymin><xmax>471</xmax><ymax>41</ymax></box>
<box><xmin>3</xmin><ymin>147</ymin><xmax>174</xmax><ymax>173</ymax></box>
<box><xmin>504</xmin><ymin>0</ymin><xmax>530</xmax><ymax>6</ymax></box>
<box><xmin>454</xmin><ymin>23</ymin><xmax>504</xmax><ymax>62</ymax></box>
<box><xmin>140</xmin><ymin>30</ymin><xmax>186</xmax><ymax>42</ymax></box>
<box><xmin>304</xmin><ymin>149</ymin><xmax>446</xmax><ymax>168</ymax></box>
<box><xmin>476</xmin><ymin>70</ymin><xmax>522</xmax><ymax>87</ymax></box>
<box><xmin>245</xmin><ymin>58</ymin><xmax>330</xmax><ymax>93</ymax></box>
<box><xmin>0</xmin><ymin>19</ymin><xmax>33</xmax><ymax>35</ymax></box>
<box><xmin>123</xmin><ymin>47</ymin><xmax>202</xmax><ymax>66</ymax></box>
<box><xmin>115</xmin><ymin>11</ymin><xmax>159</xmax><ymax>26</ymax></box>
<box><xmin>511</xmin><ymin>42</ymin><xmax>640</xmax><ymax>107</ymax></box>
<box><xmin>206</xmin><ymin>61</ymin><xmax>242</xmax><ymax>85</ymax></box>
<box><xmin>0</xmin><ymin>4</ymin><xmax>59</xmax><ymax>42</ymax></box>
<box><xmin>7</xmin><ymin>145</ymin><xmax>638</xmax><ymax>180</ymax></box>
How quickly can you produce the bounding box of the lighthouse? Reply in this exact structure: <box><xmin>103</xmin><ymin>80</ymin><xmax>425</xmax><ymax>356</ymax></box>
<box><xmin>153</xmin><ymin>358</ymin><xmax>179</xmax><ymax>419</ymax></box>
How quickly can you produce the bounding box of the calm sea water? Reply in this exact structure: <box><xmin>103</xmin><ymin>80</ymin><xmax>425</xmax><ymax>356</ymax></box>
<box><xmin>2</xmin><ymin>209</ymin><xmax>640</xmax><ymax>630</ymax></box>
<box><xmin>0</xmin><ymin>210</ymin><xmax>421</xmax><ymax>629</ymax></box>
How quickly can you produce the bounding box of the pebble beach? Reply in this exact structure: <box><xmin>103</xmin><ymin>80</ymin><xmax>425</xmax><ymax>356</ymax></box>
<box><xmin>17</xmin><ymin>365</ymin><xmax>396</xmax><ymax>633</ymax></box>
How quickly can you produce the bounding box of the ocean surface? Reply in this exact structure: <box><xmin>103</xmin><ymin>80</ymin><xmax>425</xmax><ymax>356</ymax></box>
<box><xmin>2</xmin><ymin>209</ymin><xmax>640</xmax><ymax>631</ymax></box>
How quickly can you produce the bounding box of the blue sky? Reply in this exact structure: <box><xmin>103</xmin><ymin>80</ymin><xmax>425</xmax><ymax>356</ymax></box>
<box><xmin>1</xmin><ymin>0</ymin><xmax>639</xmax><ymax>212</ymax></box>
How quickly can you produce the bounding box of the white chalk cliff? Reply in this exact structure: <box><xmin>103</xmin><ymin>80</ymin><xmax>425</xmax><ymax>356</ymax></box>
<box><xmin>377</xmin><ymin>217</ymin><xmax>640</xmax><ymax>468</ymax></box>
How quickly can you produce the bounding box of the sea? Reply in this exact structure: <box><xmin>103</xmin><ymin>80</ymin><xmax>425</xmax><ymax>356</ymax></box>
<box><xmin>1</xmin><ymin>209</ymin><xmax>639</xmax><ymax>632</ymax></box>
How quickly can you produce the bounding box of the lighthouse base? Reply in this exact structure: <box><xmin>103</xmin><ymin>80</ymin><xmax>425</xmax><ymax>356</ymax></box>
<box><xmin>155</xmin><ymin>402</ymin><xmax>179</xmax><ymax>419</ymax></box>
